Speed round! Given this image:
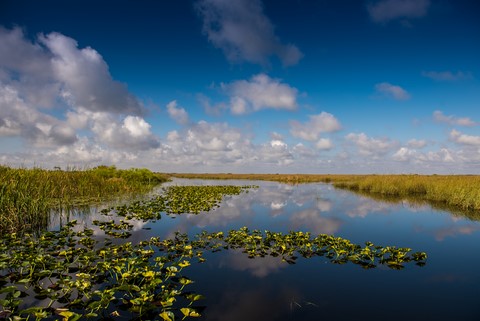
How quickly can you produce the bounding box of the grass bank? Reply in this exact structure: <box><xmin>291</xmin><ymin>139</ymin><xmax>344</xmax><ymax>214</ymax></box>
<box><xmin>170</xmin><ymin>173</ymin><xmax>480</xmax><ymax>211</ymax></box>
<box><xmin>0</xmin><ymin>165</ymin><xmax>169</xmax><ymax>233</ymax></box>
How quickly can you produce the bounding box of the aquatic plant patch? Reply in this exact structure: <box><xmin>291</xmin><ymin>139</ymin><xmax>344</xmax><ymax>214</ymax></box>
<box><xmin>104</xmin><ymin>185</ymin><xmax>258</xmax><ymax>221</ymax></box>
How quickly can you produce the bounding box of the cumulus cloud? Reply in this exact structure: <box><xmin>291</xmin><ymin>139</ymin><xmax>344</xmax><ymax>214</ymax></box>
<box><xmin>433</xmin><ymin>110</ymin><xmax>477</xmax><ymax>127</ymax></box>
<box><xmin>449</xmin><ymin>129</ymin><xmax>480</xmax><ymax>146</ymax></box>
<box><xmin>393</xmin><ymin>147</ymin><xmax>456</xmax><ymax>163</ymax></box>
<box><xmin>392</xmin><ymin>147</ymin><xmax>418</xmax><ymax>162</ymax></box>
<box><xmin>163</xmin><ymin>121</ymin><xmax>250</xmax><ymax>166</ymax></box>
<box><xmin>374</xmin><ymin>82</ymin><xmax>410</xmax><ymax>100</ymax></box>
<box><xmin>47</xmin><ymin>137</ymin><xmax>138</xmax><ymax>165</ymax></box>
<box><xmin>261</xmin><ymin>140</ymin><xmax>294</xmax><ymax>166</ymax></box>
<box><xmin>0</xmin><ymin>85</ymin><xmax>77</xmax><ymax>147</ymax></box>
<box><xmin>0</xmin><ymin>26</ymin><xmax>157</xmax><ymax>163</ymax></box>
<box><xmin>0</xmin><ymin>27</ymin><xmax>59</xmax><ymax>108</ymax></box>
<box><xmin>315</xmin><ymin>138</ymin><xmax>333</xmax><ymax>150</ymax></box>
<box><xmin>367</xmin><ymin>0</ymin><xmax>430</xmax><ymax>23</ymax></box>
<box><xmin>196</xmin><ymin>0</ymin><xmax>303</xmax><ymax>66</ymax></box>
<box><xmin>407</xmin><ymin>139</ymin><xmax>427</xmax><ymax>149</ymax></box>
<box><xmin>222</xmin><ymin>74</ymin><xmax>298</xmax><ymax>114</ymax></box>
<box><xmin>422</xmin><ymin>70</ymin><xmax>473</xmax><ymax>82</ymax></box>
<box><xmin>166</xmin><ymin>100</ymin><xmax>189</xmax><ymax>125</ymax></box>
<box><xmin>82</xmin><ymin>111</ymin><xmax>160</xmax><ymax>150</ymax></box>
<box><xmin>346</xmin><ymin>132</ymin><xmax>396</xmax><ymax>157</ymax></box>
<box><xmin>40</xmin><ymin>32</ymin><xmax>143</xmax><ymax>115</ymax></box>
<box><xmin>160</xmin><ymin>121</ymin><xmax>298</xmax><ymax>169</ymax></box>
<box><xmin>289</xmin><ymin>112</ymin><xmax>341</xmax><ymax>148</ymax></box>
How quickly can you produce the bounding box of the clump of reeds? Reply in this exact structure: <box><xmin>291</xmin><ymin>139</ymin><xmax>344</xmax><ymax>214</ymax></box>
<box><xmin>332</xmin><ymin>175</ymin><xmax>480</xmax><ymax>211</ymax></box>
<box><xmin>0</xmin><ymin>165</ymin><xmax>169</xmax><ymax>233</ymax></box>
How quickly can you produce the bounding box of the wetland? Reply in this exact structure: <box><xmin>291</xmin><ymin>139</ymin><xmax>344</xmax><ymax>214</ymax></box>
<box><xmin>1</xmin><ymin>170</ymin><xmax>480</xmax><ymax>320</ymax></box>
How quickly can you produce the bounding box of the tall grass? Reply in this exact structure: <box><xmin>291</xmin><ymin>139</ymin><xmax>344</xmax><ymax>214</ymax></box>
<box><xmin>170</xmin><ymin>173</ymin><xmax>480</xmax><ymax>211</ymax></box>
<box><xmin>0</xmin><ymin>165</ymin><xmax>168</xmax><ymax>233</ymax></box>
<box><xmin>332</xmin><ymin>175</ymin><xmax>480</xmax><ymax>211</ymax></box>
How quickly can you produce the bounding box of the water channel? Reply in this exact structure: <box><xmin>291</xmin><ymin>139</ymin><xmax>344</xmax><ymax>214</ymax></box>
<box><xmin>53</xmin><ymin>178</ymin><xmax>480</xmax><ymax>320</ymax></box>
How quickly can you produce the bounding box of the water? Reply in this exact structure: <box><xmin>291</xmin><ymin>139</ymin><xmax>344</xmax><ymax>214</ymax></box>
<box><xmin>67</xmin><ymin>179</ymin><xmax>480</xmax><ymax>321</ymax></box>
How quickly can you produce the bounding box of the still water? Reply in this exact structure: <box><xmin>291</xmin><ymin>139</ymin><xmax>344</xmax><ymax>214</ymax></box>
<box><xmin>62</xmin><ymin>179</ymin><xmax>480</xmax><ymax>321</ymax></box>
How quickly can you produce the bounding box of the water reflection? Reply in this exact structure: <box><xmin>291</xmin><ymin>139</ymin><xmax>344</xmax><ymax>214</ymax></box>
<box><xmin>45</xmin><ymin>178</ymin><xmax>480</xmax><ymax>321</ymax></box>
<box><xmin>221</xmin><ymin>250</ymin><xmax>288</xmax><ymax>277</ymax></box>
<box><xmin>415</xmin><ymin>218</ymin><xmax>480</xmax><ymax>241</ymax></box>
<box><xmin>289</xmin><ymin>209</ymin><xmax>342</xmax><ymax>235</ymax></box>
<box><xmin>346</xmin><ymin>197</ymin><xmax>393</xmax><ymax>218</ymax></box>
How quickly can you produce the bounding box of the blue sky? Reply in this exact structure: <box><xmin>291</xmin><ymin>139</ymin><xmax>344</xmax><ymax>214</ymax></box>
<box><xmin>0</xmin><ymin>0</ymin><xmax>479</xmax><ymax>173</ymax></box>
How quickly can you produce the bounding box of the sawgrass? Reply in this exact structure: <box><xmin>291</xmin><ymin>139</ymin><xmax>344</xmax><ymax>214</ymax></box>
<box><xmin>0</xmin><ymin>165</ymin><xmax>168</xmax><ymax>233</ymax></box>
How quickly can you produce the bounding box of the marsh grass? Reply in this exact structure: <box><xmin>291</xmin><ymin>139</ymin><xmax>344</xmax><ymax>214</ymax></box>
<box><xmin>0</xmin><ymin>165</ymin><xmax>168</xmax><ymax>233</ymax></box>
<box><xmin>170</xmin><ymin>173</ymin><xmax>480</xmax><ymax>212</ymax></box>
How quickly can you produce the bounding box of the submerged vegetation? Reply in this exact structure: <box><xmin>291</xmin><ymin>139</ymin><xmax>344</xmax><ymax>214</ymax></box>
<box><xmin>0</xmin><ymin>165</ymin><xmax>168</xmax><ymax>233</ymax></box>
<box><xmin>170</xmin><ymin>173</ymin><xmax>480</xmax><ymax>212</ymax></box>
<box><xmin>0</xmin><ymin>185</ymin><xmax>427</xmax><ymax>320</ymax></box>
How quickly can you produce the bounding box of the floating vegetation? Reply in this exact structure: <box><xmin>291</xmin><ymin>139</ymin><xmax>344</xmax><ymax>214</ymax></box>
<box><xmin>0</xmin><ymin>221</ymin><xmax>203</xmax><ymax>321</ymax></box>
<box><xmin>104</xmin><ymin>185</ymin><xmax>258</xmax><ymax>220</ymax></box>
<box><xmin>0</xmin><ymin>185</ymin><xmax>427</xmax><ymax>320</ymax></box>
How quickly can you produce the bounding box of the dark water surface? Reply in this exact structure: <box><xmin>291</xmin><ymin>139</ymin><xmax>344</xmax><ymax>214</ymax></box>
<box><xmin>62</xmin><ymin>179</ymin><xmax>480</xmax><ymax>321</ymax></box>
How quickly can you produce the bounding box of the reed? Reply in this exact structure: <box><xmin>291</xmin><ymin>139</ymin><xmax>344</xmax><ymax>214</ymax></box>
<box><xmin>0</xmin><ymin>165</ymin><xmax>168</xmax><ymax>233</ymax></box>
<box><xmin>169</xmin><ymin>173</ymin><xmax>480</xmax><ymax>211</ymax></box>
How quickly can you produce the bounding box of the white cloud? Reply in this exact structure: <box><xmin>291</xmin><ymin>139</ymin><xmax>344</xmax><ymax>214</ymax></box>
<box><xmin>196</xmin><ymin>0</ymin><xmax>302</xmax><ymax>66</ymax></box>
<box><xmin>392</xmin><ymin>147</ymin><xmax>418</xmax><ymax>161</ymax></box>
<box><xmin>160</xmin><ymin>121</ymin><xmax>297</xmax><ymax>169</ymax></box>
<box><xmin>346</xmin><ymin>132</ymin><xmax>396</xmax><ymax>157</ymax></box>
<box><xmin>407</xmin><ymin>139</ymin><xmax>427</xmax><ymax>149</ymax></box>
<box><xmin>422</xmin><ymin>70</ymin><xmax>473</xmax><ymax>82</ymax></box>
<box><xmin>374</xmin><ymin>82</ymin><xmax>410</xmax><ymax>100</ymax></box>
<box><xmin>425</xmin><ymin>148</ymin><xmax>455</xmax><ymax>163</ymax></box>
<box><xmin>433</xmin><ymin>110</ymin><xmax>477</xmax><ymax>127</ymax></box>
<box><xmin>89</xmin><ymin>112</ymin><xmax>159</xmax><ymax>150</ymax></box>
<box><xmin>315</xmin><ymin>138</ymin><xmax>333</xmax><ymax>150</ymax></box>
<box><xmin>450</xmin><ymin>129</ymin><xmax>480</xmax><ymax>146</ymax></box>
<box><xmin>47</xmin><ymin>137</ymin><xmax>137</xmax><ymax>165</ymax></box>
<box><xmin>163</xmin><ymin>121</ymin><xmax>249</xmax><ymax>166</ymax></box>
<box><xmin>0</xmin><ymin>27</ymin><xmax>59</xmax><ymax>108</ymax></box>
<box><xmin>0</xmin><ymin>26</ymin><xmax>159</xmax><ymax>160</ymax></box>
<box><xmin>0</xmin><ymin>85</ymin><xmax>77</xmax><ymax>147</ymax></box>
<box><xmin>222</xmin><ymin>74</ymin><xmax>298</xmax><ymax>114</ymax></box>
<box><xmin>166</xmin><ymin>100</ymin><xmax>189</xmax><ymax>125</ymax></box>
<box><xmin>393</xmin><ymin>147</ymin><xmax>456</xmax><ymax>163</ymax></box>
<box><xmin>289</xmin><ymin>112</ymin><xmax>341</xmax><ymax>142</ymax></box>
<box><xmin>40</xmin><ymin>32</ymin><xmax>143</xmax><ymax>115</ymax></box>
<box><xmin>261</xmin><ymin>140</ymin><xmax>294</xmax><ymax>166</ymax></box>
<box><xmin>367</xmin><ymin>0</ymin><xmax>430</xmax><ymax>23</ymax></box>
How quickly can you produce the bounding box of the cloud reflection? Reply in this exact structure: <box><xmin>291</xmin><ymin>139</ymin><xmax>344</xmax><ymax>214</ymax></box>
<box><xmin>222</xmin><ymin>250</ymin><xmax>288</xmax><ymax>278</ymax></box>
<box><xmin>346</xmin><ymin>197</ymin><xmax>393</xmax><ymax>218</ymax></box>
<box><xmin>290</xmin><ymin>209</ymin><xmax>342</xmax><ymax>235</ymax></box>
<box><xmin>433</xmin><ymin>224</ymin><xmax>480</xmax><ymax>241</ymax></box>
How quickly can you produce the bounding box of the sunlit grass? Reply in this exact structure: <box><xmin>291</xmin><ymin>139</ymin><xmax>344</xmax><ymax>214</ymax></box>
<box><xmin>0</xmin><ymin>165</ymin><xmax>169</xmax><ymax>233</ymax></box>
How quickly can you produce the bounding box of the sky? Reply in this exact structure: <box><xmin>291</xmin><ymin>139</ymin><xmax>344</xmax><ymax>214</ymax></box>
<box><xmin>0</xmin><ymin>0</ymin><xmax>479</xmax><ymax>174</ymax></box>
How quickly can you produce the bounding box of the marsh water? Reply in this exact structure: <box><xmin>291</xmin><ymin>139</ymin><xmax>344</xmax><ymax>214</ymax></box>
<box><xmin>55</xmin><ymin>179</ymin><xmax>480</xmax><ymax>321</ymax></box>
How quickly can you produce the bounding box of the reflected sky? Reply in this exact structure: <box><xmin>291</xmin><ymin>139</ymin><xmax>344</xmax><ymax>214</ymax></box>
<box><xmin>65</xmin><ymin>178</ymin><xmax>480</xmax><ymax>320</ymax></box>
